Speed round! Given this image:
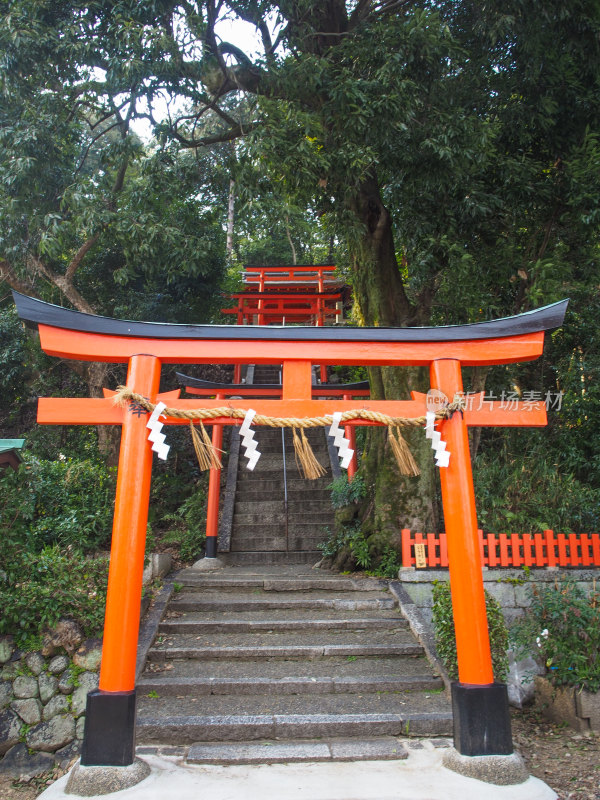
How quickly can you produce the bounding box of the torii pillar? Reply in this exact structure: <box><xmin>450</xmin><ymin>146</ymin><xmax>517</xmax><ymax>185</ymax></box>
<box><xmin>12</xmin><ymin>291</ymin><xmax>567</xmax><ymax>768</ymax></box>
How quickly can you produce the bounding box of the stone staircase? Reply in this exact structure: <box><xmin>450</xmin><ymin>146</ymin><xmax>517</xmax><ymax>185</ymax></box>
<box><xmin>224</xmin><ymin>364</ymin><xmax>335</xmax><ymax>565</ymax></box>
<box><xmin>136</xmin><ymin>566</ymin><xmax>452</xmax><ymax>763</ymax></box>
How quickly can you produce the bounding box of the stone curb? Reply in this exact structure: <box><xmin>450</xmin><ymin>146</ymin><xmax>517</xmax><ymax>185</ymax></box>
<box><xmin>136</xmin><ymin>580</ymin><xmax>174</xmax><ymax>683</ymax></box>
<box><xmin>389</xmin><ymin>580</ymin><xmax>452</xmax><ymax>693</ymax></box>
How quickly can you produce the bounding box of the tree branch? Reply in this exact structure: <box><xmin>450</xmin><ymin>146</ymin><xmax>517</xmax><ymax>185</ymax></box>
<box><xmin>171</xmin><ymin>121</ymin><xmax>259</xmax><ymax>149</ymax></box>
<box><xmin>64</xmin><ymin>234</ymin><xmax>101</xmax><ymax>283</ymax></box>
<box><xmin>0</xmin><ymin>259</ymin><xmax>39</xmax><ymax>298</ymax></box>
<box><xmin>31</xmin><ymin>256</ymin><xmax>96</xmax><ymax>314</ymax></box>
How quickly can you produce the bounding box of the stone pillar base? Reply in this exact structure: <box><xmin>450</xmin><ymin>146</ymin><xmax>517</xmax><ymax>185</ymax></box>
<box><xmin>442</xmin><ymin>748</ymin><xmax>529</xmax><ymax>785</ymax></box>
<box><xmin>192</xmin><ymin>556</ymin><xmax>224</xmax><ymax>571</ymax></box>
<box><xmin>65</xmin><ymin>758</ymin><xmax>150</xmax><ymax>796</ymax></box>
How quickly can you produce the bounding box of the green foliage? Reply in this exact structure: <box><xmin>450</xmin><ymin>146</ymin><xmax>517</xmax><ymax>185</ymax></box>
<box><xmin>474</xmin><ymin>442</ymin><xmax>599</xmax><ymax>534</ymax></box>
<box><xmin>432</xmin><ymin>581</ymin><xmax>509</xmax><ymax>682</ymax></box>
<box><xmin>0</xmin><ymin>545</ymin><xmax>108</xmax><ymax>649</ymax></box>
<box><xmin>328</xmin><ymin>475</ymin><xmax>367</xmax><ymax>509</ymax></box>
<box><xmin>159</xmin><ymin>482</ymin><xmax>208</xmax><ymax>562</ymax></box>
<box><xmin>372</xmin><ymin>546</ymin><xmax>402</xmax><ymax>579</ymax></box>
<box><xmin>0</xmin><ymin>307</ymin><xmax>30</xmax><ymax>411</ymax></box>
<box><xmin>511</xmin><ymin>579</ymin><xmax>600</xmax><ymax>692</ymax></box>
<box><xmin>0</xmin><ymin>454</ymin><xmax>115</xmax><ymax>554</ymax></box>
<box><xmin>317</xmin><ymin>522</ymin><xmax>371</xmax><ymax>569</ymax></box>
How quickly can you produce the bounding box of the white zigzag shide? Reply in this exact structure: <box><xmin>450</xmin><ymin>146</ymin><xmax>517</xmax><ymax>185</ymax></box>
<box><xmin>146</xmin><ymin>401</ymin><xmax>170</xmax><ymax>460</ymax></box>
<box><xmin>239</xmin><ymin>408</ymin><xmax>261</xmax><ymax>471</ymax></box>
<box><xmin>329</xmin><ymin>411</ymin><xmax>354</xmax><ymax>470</ymax></box>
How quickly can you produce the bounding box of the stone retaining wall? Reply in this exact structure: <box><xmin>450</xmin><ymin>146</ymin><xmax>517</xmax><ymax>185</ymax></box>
<box><xmin>0</xmin><ymin>636</ymin><xmax>101</xmax><ymax>779</ymax></box>
<box><xmin>398</xmin><ymin>567</ymin><xmax>600</xmax><ymax>627</ymax></box>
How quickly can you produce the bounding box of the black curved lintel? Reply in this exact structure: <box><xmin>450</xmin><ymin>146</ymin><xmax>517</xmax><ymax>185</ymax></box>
<box><xmin>175</xmin><ymin>372</ymin><xmax>370</xmax><ymax>392</ymax></box>
<box><xmin>12</xmin><ymin>292</ymin><xmax>568</xmax><ymax>344</ymax></box>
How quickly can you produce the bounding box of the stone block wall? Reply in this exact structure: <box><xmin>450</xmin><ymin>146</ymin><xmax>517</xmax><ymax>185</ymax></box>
<box><xmin>0</xmin><ymin>636</ymin><xmax>101</xmax><ymax>779</ymax></box>
<box><xmin>398</xmin><ymin>567</ymin><xmax>600</xmax><ymax>627</ymax></box>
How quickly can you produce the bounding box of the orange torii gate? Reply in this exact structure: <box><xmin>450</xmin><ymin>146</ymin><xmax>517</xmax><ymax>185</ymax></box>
<box><xmin>12</xmin><ymin>291</ymin><xmax>567</xmax><ymax>768</ymax></box>
<box><xmin>175</xmin><ymin>374</ymin><xmax>369</xmax><ymax>557</ymax></box>
<box><xmin>222</xmin><ymin>264</ymin><xmax>347</xmax><ymax>383</ymax></box>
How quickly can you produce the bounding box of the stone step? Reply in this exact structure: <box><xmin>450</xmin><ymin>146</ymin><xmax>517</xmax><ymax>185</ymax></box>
<box><xmin>158</xmin><ymin>616</ymin><xmax>407</xmax><ymax>633</ymax></box>
<box><xmin>168</xmin><ymin>591</ymin><xmax>395</xmax><ymax>612</ymax></box>
<box><xmin>184</xmin><ymin>737</ymin><xmax>411</xmax><ymax>765</ymax></box>
<box><xmin>230</xmin><ymin>537</ymin><xmax>288</xmax><ymax>552</ymax></box>
<box><xmin>136</xmin><ymin>708</ymin><xmax>452</xmax><ymax>744</ymax></box>
<box><xmin>220</xmin><ymin>551</ymin><xmax>322</xmax><ymax>565</ymax></box>
<box><xmin>138</xmin><ymin>692</ymin><xmax>448</xmax><ymax>719</ymax></box>
<box><xmin>236</xmin><ymin>470</ymin><xmax>332</xmax><ymax>485</ymax></box>
<box><xmin>151</xmin><ymin>626</ymin><xmax>416</xmax><ymax>650</ymax></box>
<box><xmin>147</xmin><ymin>642</ymin><xmax>423</xmax><ymax>662</ymax></box>
<box><xmin>231</xmin><ymin>515</ymin><xmax>333</xmax><ymax>529</ymax></box>
<box><xmin>229</xmin><ymin>525</ymin><xmax>328</xmax><ymax>541</ymax></box>
<box><xmin>234</xmin><ymin>485</ymin><xmax>332</xmax><ymax>499</ymax></box>
<box><xmin>228</xmin><ymin>536</ymin><xmax>329</xmax><ymax>552</ymax></box>
<box><xmin>141</xmin><ymin>654</ymin><xmax>437</xmax><ymax>681</ymax></box>
<box><xmin>233</xmin><ymin>500</ymin><xmax>332</xmax><ymax>515</ymax></box>
<box><xmin>137</xmin><ymin>674</ymin><xmax>442</xmax><ymax>697</ymax></box>
<box><xmin>173</xmin><ymin>572</ymin><xmax>387</xmax><ymax>592</ymax></box>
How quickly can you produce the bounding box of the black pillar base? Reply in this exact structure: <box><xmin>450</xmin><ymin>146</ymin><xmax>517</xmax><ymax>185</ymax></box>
<box><xmin>205</xmin><ymin>536</ymin><xmax>218</xmax><ymax>558</ymax></box>
<box><xmin>80</xmin><ymin>689</ymin><xmax>137</xmax><ymax>766</ymax></box>
<box><xmin>452</xmin><ymin>682</ymin><xmax>513</xmax><ymax>756</ymax></box>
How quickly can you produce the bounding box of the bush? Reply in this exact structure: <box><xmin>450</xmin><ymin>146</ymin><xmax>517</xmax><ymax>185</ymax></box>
<box><xmin>328</xmin><ymin>474</ymin><xmax>367</xmax><ymax>509</ymax></box>
<box><xmin>432</xmin><ymin>580</ymin><xmax>509</xmax><ymax>681</ymax></box>
<box><xmin>158</xmin><ymin>482</ymin><xmax>207</xmax><ymax>561</ymax></box>
<box><xmin>0</xmin><ymin>454</ymin><xmax>115</xmax><ymax>554</ymax></box>
<box><xmin>0</xmin><ymin>545</ymin><xmax>108</xmax><ymax>649</ymax></box>
<box><xmin>511</xmin><ymin>578</ymin><xmax>600</xmax><ymax>692</ymax></box>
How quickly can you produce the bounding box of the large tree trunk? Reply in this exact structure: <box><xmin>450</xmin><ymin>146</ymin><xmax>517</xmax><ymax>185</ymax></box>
<box><xmin>346</xmin><ymin>177</ymin><xmax>439</xmax><ymax>548</ymax></box>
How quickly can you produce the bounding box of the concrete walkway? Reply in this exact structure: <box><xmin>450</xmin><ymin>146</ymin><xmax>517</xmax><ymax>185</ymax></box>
<box><xmin>39</xmin><ymin>746</ymin><xmax>557</xmax><ymax>800</ymax></box>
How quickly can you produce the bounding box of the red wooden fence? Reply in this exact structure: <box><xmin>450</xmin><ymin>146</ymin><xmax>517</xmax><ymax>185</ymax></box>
<box><xmin>401</xmin><ymin>528</ymin><xmax>600</xmax><ymax>568</ymax></box>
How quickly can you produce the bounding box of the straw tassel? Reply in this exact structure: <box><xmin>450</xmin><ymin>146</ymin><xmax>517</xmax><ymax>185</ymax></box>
<box><xmin>388</xmin><ymin>426</ymin><xmax>420</xmax><ymax>477</ymax></box>
<box><xmin>189</xmin><ymin>420</ymin><xmax>222</xmax><ymax>471</ymax></box>
<box><xmin>293</xmin><ymin>427</ymin><xmax>326</xmax><ymax>480</ymax></box>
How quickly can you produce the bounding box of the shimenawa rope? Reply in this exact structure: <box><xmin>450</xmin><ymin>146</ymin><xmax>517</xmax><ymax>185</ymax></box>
<box><xmin>113</xmin><ymin>386</ymin><xmax>464</xmax><ymax>479</ymax></box>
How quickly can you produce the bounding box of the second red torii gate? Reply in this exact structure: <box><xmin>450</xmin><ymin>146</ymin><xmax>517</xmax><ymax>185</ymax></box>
<box><xmin>12</xmin><ymin>291</ymin><xmax>567</xmax><ymax>768</ymax></box>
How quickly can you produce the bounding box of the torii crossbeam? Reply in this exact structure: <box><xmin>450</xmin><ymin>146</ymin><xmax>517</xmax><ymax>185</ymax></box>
<box><xmin>12</xmin><ymin>291</ymin><xmax>567</xmax><ymax>767</ymax></box>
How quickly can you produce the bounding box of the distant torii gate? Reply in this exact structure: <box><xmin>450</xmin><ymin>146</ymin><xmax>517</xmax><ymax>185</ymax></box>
<box><xmin>12</xmin><ymin>291</ymin><xmax>567</xmax><ymax>768</ymax></box>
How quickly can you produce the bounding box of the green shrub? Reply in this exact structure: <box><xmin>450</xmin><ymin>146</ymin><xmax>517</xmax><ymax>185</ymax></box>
<box><xmin>0</xmin><ymin>454</ymin><xmax>115</xmax><ymax>554</ymax></box>
<box><xmin>372</xmin><ymin>545</ymin><xmax>402</xmax><ymax>578</ymax></box>
<box><xmin>317</xmin><ymin>521</ymin><xmax>371</xmax><ymax>568</ymax></box>
<box><xmin>328</xmin><ymin>474</ymin><xmax>367</xmax><ymax>509</ymax></box>
<box><xmin>511</xmin><ymin>578</ymin><xmax>600</xmax><ymax>692</ymax></box>
<box><xmin>0</xmin><ymin>545</ymin><xmax>108</xmax><ymax>649</ymax></box>
<box><xmin>159</xmin><ymin>483</ymin><xmax>207</xmax><ymax>561</ymax></box>
<box><xmin>432</xmin><ymin>580</ymin><xmax>509</xmax><ymax>681</ymax></box>
<box><xmin>474</xmin><ymin>442</ymin><xmax>599</xmax><ymax>533</ymax></box>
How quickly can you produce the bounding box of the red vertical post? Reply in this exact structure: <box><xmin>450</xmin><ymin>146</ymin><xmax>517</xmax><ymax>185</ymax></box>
<box><xmin>100</xmin><ymin>354</ymin><xmax>161</xmax><ymax>692</ymax></box>
<box><xmin>343</xmin><ymin>393</ymin><xmax>358</xmax><ymax>480</ymax></box>
<box><xmin>430</xmin><ymin>359</ymin><xmax>493</xmax><ymax>685</ymax></box>
<box><xmin>545</xmin><ymin>529</ymin><xmax>557</xmax><ymax>567</ymax></box>
<box><xmin>82</xmin><ymin>354</ymin><xmax>161</xmax><ymax>767</ymax></box>
<box><xmin>258</xmin><ymin>272</ymin><xmax>265</xmax><ymax>325</ymax></box>
<box><xmin>233</xmin><ymin>363</ymin><xmax>242</xmax><ymax>383</ymax></box>
<box><xmin>430</xmin><ymin>359</ymin><xmax>511</xmax><ymax>758</ymax></box>
<box><xmin>401</xmin><ymin>528</ymin><xmax>413</xmax><ymax>567</ymax></box>
<box><xmin>204</xmin><ymin>393</ymin><xmax>225</xmax><ymax>559</ymax></box>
